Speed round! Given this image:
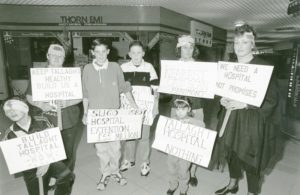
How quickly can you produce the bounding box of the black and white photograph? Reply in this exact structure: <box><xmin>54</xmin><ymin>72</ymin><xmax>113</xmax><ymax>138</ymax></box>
<box><xmin>0</xmin><ymin>0</ymin><xmax>299</xmax><ymax>195</ymax></box>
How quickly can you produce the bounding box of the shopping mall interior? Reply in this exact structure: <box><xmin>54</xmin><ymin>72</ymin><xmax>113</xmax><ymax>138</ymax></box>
<box><xmin>0</xmin><ymin>1</ymin><xmax>299</xmax><ymax>195</ymax></box>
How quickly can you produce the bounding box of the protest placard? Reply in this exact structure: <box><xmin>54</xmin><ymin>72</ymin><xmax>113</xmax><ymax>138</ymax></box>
<box><xmin>30</xmin><ymin>67</ymin><xmax>82</xmax><ymax>101</ymax></box>
<box><xmin>158</xmin><ymin>60</ymin><xmax>217</xmax><ymax>98</ymax></box>
<box><xmin>215</xmin><ymin>61</ymin><xmax>274</xmax><ymax>107</ymax></box>
<box><xmin>152</xmin><ymin>116</ymin><xmax>217</xmax><ymax>168</ymax></box>
<box><xmin>87</xmin><ymin>109</ymin><xmax>144</xmax><ymax>143</ymax></box>
<box><xmin>0</xmin><ymin>127</ymin><xmax>66</xmax><ymax>174</ymax></box>
<box><xmin>121</xmin><ymin>86</ymin><xmax>155</xmax><ymax>125</ymax></box>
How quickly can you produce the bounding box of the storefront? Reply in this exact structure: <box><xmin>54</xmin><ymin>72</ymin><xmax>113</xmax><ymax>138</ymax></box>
<box><xmin>0</xmin><ymin>5</ymin><xmax>227</xmax><ymax>100</ymax></box>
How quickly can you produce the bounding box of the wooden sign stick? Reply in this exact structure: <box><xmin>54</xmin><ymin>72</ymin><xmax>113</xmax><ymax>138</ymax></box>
<box><xmin>57</xmin><ymin>101</ymin><xmax>63</xmax><ymax>130</ymax></box>
<box><xmin>38</xmin><ymin>176</ymin><xmax>44</xmax><ymax>195</ymax></box>
<box><xmin>218</xmin><ymin>109</ymin><xmax>232</xmax><ymax>138</ymax></box>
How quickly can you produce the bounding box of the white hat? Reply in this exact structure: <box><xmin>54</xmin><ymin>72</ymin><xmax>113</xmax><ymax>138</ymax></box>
<box><xmin>176</xmin><ymin>35</ymin><xmax>195</xmax><ymax>48</ymax></box>
<box><xmin>3</xmin><ymin>99</ymin><xmax>29</xmax><ymax>114</ymax></box>
<box><xmin>47</xmin><ymin>44</ymin><xmax>65</xmax><ymax>57</ymax></box>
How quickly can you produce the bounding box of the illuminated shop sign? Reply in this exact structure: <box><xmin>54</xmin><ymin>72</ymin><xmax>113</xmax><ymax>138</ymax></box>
<box><xmin>60</xmin><ymin>16</ymin><xmax>105</xmax><ymax>26</ymax></box>
<box><xmin>191</xmin><ymin>20</ymin><xmax>213</xmax><ymax>47</ymax></box>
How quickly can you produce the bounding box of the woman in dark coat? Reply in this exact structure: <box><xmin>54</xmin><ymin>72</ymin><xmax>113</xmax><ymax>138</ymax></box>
<box><xmin>214</xmin><ymin>24</ymin><xmax>280</xmax><ymax>195</ymax></box>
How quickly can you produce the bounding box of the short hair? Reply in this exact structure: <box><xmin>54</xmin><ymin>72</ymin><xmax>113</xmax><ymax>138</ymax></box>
<box><xmin>235</xmin><ymin>23</ymin><xmax>257</xmax><ymax>39</ymax></box>
<box><xmin>129</xmin><ymin>40</ymin><xmax>145</xmax><ymax>51</ymax></box>
<box><xmin>91</xmin><ymin>39</ymin><xmax>110</xmax><ymax>50</ymax></box>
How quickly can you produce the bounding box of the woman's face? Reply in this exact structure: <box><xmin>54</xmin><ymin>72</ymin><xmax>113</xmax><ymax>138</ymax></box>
<box><xmin>180</xmin><ymin>44</ymin><xmax>194</xmax><ymax>60</ymax></box>
<box><xmin>92</xmin><ymin>45</ymin><xmax>110</xmax><ymax>64</ymax></box>
<box><xmin>234</xmin><ymin>34</ymin><xmax>254</xmax><ymax>58</ymax></box>
<box><xmin>47</xmin><ymin>53</ymin><xmax>64</xmax><ymax>67</ymax></box>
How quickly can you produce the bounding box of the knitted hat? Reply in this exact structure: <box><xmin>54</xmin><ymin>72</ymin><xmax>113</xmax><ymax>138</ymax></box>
<box><xmin>47</xmin><ymin>44</ymin><xmax>65</xmax><ymax>57</ymax></box>
<box><xmin>176</xmin><ymin>35</ymin><xmax>195</xmax><ymax>48</ymax></box>
<box><xmin>3</xmin><ymin>98</ymin><xmax>29</xmax><ymax>114</ymax></box>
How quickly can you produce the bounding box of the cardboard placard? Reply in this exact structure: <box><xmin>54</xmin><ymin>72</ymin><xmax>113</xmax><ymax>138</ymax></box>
<box><xmin>215</xmin><ymin>61</ymin><xmax>274</xmax><ymax>107</ymax></box>
<box><xmin>158</xmin><ymin>60</ymin><xmax>217</xmax><ymax>98</ymax></box>
<box><xmin>121</xmin><ymin>86</ymin><xmax>155</xmax><ymax>125</ymax></box>
<box><xmin>30</xmin><ymin>67</ymin><xmax>83</xmax><ymax>101</ymax></box>
<box><xmin>152</xmin><ymin>116</ymin><xmax>217</xmax><ymax>167</ymax></box>
<box><xmin>87</xmin><ymin>109</ymin><xmax>144</xmax><ymax>143</ymax></box>
<box><xmin>0</xmin><ymin>127</ymin><xmax>66</xmax><ymax>174</ymax></box>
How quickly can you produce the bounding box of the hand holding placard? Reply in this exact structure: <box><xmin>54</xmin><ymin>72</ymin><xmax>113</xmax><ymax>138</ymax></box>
<box><xmin>87</xmin><ymin>109</ymin><xmax>144</xmax><ymax>143</ymax></box>
<box><xmin>121</xmin><ymin>86</ymin><xmax>155</xmax><ymax>125</ymax></box>
<box><xmin>216</xmin><ymin>61</ymin><xmax>273</xmax><ymax>107</ymax></box>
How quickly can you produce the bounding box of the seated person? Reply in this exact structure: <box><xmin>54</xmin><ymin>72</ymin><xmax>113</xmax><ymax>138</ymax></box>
<box><xmin>1</xmin><ymin>96</ymin><xmax>75</xmax><ymax>195</ymax></box>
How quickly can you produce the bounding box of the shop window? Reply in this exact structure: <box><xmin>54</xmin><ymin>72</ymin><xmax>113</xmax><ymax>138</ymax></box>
<box><xmin>3</xmin><ymin>35</ymin><xmax>64</xmax><ymax>80</ymax></box>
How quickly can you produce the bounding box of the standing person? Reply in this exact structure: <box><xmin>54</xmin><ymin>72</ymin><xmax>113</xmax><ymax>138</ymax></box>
<box><xmin>1</xmin><ymin>97</ymin><xmax>75</xmax><ymax>195</ymax></box>
<box><xmin>120</xmin><ymin>40</ymin><xmax>159</xmax><ymax>176</ymax></box>
<box><xmin>81</xmin><ymin>39</ymin><xmax>138</xmax><ymax>191</ymax></box>
<box><xmin>26</xmin><ymin>44</ymin><xmax>82</xmax><ymax>188</ymax></box>
<box><xmin>214</xmin><ymin>23</ymin><xmax>279</xmax><ymax>195</ymax></box>
<box><xmin>171</xmin><ymin>35</ymin><xmax>205</xmax><ymax>186</ymax></box>
<box><xmin>167</xmin><ymin>96</ymin><xmax>205</xmax><ymax>195</ymax></box>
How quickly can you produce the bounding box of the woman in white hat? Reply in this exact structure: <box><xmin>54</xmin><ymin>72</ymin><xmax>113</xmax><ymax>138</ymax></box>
<box><xmin>170</xmin><ymin>35</ymin><xmax>205</xmax><ymax>187</ymax></box>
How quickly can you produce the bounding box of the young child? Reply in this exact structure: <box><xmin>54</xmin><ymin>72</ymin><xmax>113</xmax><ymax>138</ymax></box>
<box><xmin>120</xmin><ymin>40</ymin><xmax>159</xmax><ymax>176</ymax></box>
<box><xmin>173</xmin><ymin>35</ymin><xmax>204</xmax><ymax>187</ymax></box>
<box><xmin>1</xmin><ymin>97</ymin><xmax>74</xmax><ymax>195</ymax></box>
<box><xmin>81</xmin><ymin>39</ymin><xmax>138</xmax><ymax>191</ymax></box>
<box><xmin>167</xmin><ymin>96</ymin><xmax>205</xmax><ymax>195</ymax></box>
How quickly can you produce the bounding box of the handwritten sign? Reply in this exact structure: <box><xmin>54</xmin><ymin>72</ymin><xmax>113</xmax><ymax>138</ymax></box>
<box><xmin>158</xmin><ymin>60</ymin><xmax>217</xmax><ymax>98</ymax></box>
<box><xmin>152</xmin><ymin>116</ymin><xmax>217</xmax><ymax>167</ymax></box>
<box><xmin>87</xmin><ymin>109</ymin><xmax>144</xmax><ymax>143</ymax></box>
<box><xmin>30</xmin><ymin>68</ymin><xmax>83</xmax><ymax>101</ymax></box>
<box><xmin>215</xmin><ymin>61</ymin><xmax>274</xmax><ymax>107</ymax></box>
<box><xmin>0</xmin><ymin>128</ymin><xmax>66</xmax><ymax>174</ymax></box>
<box><xmin>121</xmin><ymin>86</ymin><xmax>155</xmax><ymax>125</ymax></box>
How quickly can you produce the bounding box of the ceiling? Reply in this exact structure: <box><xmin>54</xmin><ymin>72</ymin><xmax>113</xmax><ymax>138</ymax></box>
<box><xmin>1</xmin><ymin>0</ymin><xmax>300</xmax><ymax>45</ymax></box>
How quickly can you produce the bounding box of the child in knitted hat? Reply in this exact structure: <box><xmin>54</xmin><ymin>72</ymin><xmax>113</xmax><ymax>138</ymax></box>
<box><xmin>2</xmin><ymin>96</ymin><xmax>75</xmax><ymax>195</ymax></box>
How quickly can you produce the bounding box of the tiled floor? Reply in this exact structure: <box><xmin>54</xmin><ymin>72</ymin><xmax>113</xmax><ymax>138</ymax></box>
<box><xmin>0</xmin><ymin>103</ymin><xmax>300</xmax><ymax>195</ymax></box>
